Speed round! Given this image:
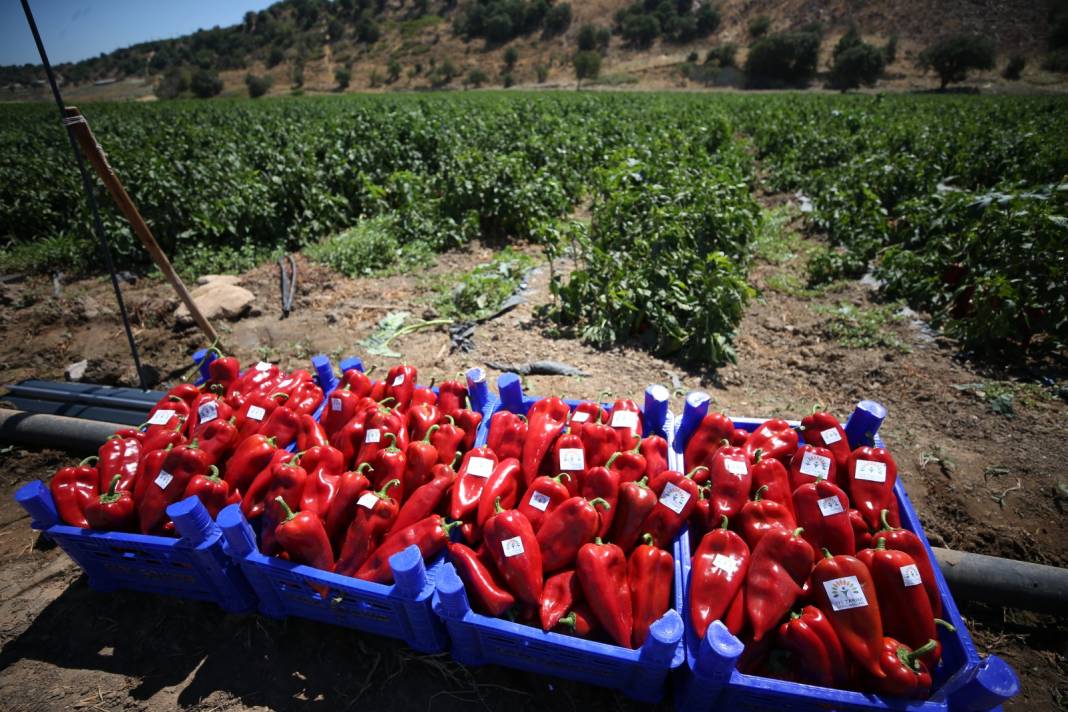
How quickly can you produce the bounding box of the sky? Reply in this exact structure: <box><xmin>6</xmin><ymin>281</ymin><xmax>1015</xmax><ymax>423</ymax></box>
<box><xmin>1</xmin><ymin>0</ymin><xmax>277</xmax><ymax>66</ymax></box>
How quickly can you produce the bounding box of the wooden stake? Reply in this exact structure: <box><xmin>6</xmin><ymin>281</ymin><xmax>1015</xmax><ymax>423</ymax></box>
<box><xmin>62</xmin><ymin>106</ymin><xmax>220</xmax><ymax>345</ymax></box>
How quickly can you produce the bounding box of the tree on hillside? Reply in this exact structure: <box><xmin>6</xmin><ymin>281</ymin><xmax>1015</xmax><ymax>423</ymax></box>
<box><xmin>335</xmin><ymin>67</ymin><xmax>351</xmax><ymax>89</ymax></box>
<box><xmin>504</xmin><ymin>47</ymin><xmax>518</xmax><ymax>71</ymax></box>
<box><xmin>573</xmin><ymin>50</ymin><xmax>601</xmax><ymax>89</ymax></box>
<box><xmin>245</xmin><ymin>73</ymin><xmax>273</xmax><ymax>97</ymax></box>
<box><xmin>387</xmin><ymin>57</ymin><xmax>402</xmax><ymax>83</ymax></box>
<box><xmin>465</xmin><ymin>68</ymin><xmax>488</xmax><ymax>87</ymax></box>
<box><xmin>748</xmin><ymin>15</ymin><xmax>770</xmax><ymax>39</ymax></box>
<box><xmin>828</xmin><ymin>43</ymin><xmax>885</xmax><ymax>92</ymax></box>
<box><xmin>745</xmin><ymin>31</ymin><xmax>821</xmax><ymax>88</ymax></box>
<box><xmin>545</xmin><ymin>3</ymin><xmax>572</xmax><ymax>36</ymax></box>
<box><xmin>190</xmin><ymin>68</ymin><xmax>223</xmax><ymax>97</ymax></box>
<box><xmin>917</xmin><ymin>34</ymin><xmax>995</xmax><ymax>89</ymax></box>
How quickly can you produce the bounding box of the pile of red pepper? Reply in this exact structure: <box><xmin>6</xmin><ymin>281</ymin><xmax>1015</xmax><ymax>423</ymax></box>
<box><xmin>50</xmin><ymin>354</ymin><xmax>330</xmax><ymax>535</ymax></box>
<box><xmin>443</xmin><ymin>397</ymin><xmax>682</xmax><ymax>649</ymax></box>
<box><xmin>684</xmin><ymin>409</ymin><xmax>951</xmax><ymax>700</ymax></box>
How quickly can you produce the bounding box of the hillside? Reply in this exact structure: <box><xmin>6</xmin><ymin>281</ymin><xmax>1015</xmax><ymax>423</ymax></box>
<box><xmin>3</xmin><ymin>0</ymin><xmax>1067</xmax><ymax>101</ymax></box>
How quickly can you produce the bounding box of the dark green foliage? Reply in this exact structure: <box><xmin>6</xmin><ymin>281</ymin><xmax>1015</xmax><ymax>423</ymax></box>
<box><xmin>917</xmin><ymin>34</ymin><xmax>996</xmax><ymax>89</ymax></box>
<box><xmin>573</xmin><ymin>51</ymin><xmax>602</xmax><ymax>86</ymax></box>
<box><xmin>544</xmin><ymin>3</ymin><xmax>572</xmax><ymax>36</ymax></box>
<box><xmin>745</xmin><ymin>31</ymin><xmax>821</xmax><ymax>88</ymax></box>
<box><xmin>336</xmin><ymin>67</ymin><xmax>352</xmax><ymax>88</ymax></box>
<box><xmin>614</xmin><ymin>0</ymin><xmax>717</xmax><ymax>46</ymax></box>
<box><xmin>620</xmin><ymin>13</ymin><xmax>660</xmax><ymax>48</ymax></box>
<box><xmin>465</xmin><ymin>68</ymin><xmax>489</xmax><ymax>87</ymax></box>
<box><xmin>387</xmin><ymin>58</ymin><xmax>402</xmax><ymax>82</ymax></box>
<box><xmin>705</xmin><ymin>44</ymin><xmax>736</xmax><ymax>68</ymax></box>
<box><xmin>190</xmin><ymin>68</ymin><xmax>223</xmax><ymax>98</ymax></box>
<box><xmin>266</xmin><ymin>47</ymin><xmax>286</xmax><ymax>68</ymax></box>
<box><xmin>536</xmin><ymin>63</ymin><xmax>550</xmax><ymax>82</ymax></box>
<box><xmin>884</xmin><ymin>35</ymin><xmax>898</xmax><ymax>64</ymax></box>
<box><xmin>155</xmin><ymin>66</ymin><xmax>191</xmax><ymax>99</ymax></box>
<box><xmin>453</xmin><ymin>0</ymin><xmax>560</xmax><ymax>44</ymax></box>
<box><xmin>577</xmin><ymin>24</ymin><xmax>598</xmax><ymax>51</ymax></box>
<box><xmin>1003</xmin><ymin>55</ymin><xmax>1026</xmax><ymax>79</ymax></box>
<box><xmin>504</xmin><ymin>47</ymin><xmax>519</xmax><ymax>70</ymax></box>
<box><xmin>245</xmin><ymin>73</ymin><xmax>273</xmax><ymax>97</ymax></box>
<box><xmin>748</xmin><ymin>15</ymin><xmax>770</xmax><ymax>39</ymax></box>
<box><xmin>828</xmin><ymin>42</ymin><xmax>885</xmax><ymax>91</ymax></box>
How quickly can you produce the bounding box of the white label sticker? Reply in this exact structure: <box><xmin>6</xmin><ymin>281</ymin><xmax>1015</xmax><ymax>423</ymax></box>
<box><xmin>800</xmin><ymin>451</ymin><xmax>832</xmax><ymax>480</ymax></box>
<box><xmin>255</xmin><ymin>361</ymin><xmax>271</xmax><ymax>371</ymax></box>
<box><xmin>769</xmin><ymin>437</ymin><xmax>788</xmax><ymax>451</ymax></box>
<box><xmin>821</xmin><ymin>427</ymin><xmax>842</xmax><ymax>445</ymax></box>
<box><xmin>528</xmin><ymin>491</ymin><xmax>552</xmax><ymax>512</ymax></box>
<box><xmin>659</xmin><ymin>481</ymin><xmax>692</xmax><ymax>514</ymax></box>
<box><xmin>817</xmin><ymin>495</ymin><xmax>845</xmax><ymax>517</ymax></box>
<box><xmin>724</xmin><ymin>458</ymin><xmax>749</xmax><ymax>477</ymax></box>
<box><xmin>364</xmin><ymin>428</ymin><xmax>381</xmax><ymax>444</ymax></box>
<box><xmin>712</xmin><ymin>553</ymin><xmax>740</xmax><ymax>576</ymax></box>
<box><xmin>154</xmin><ymin>470</ymin><xmax>173</xmax><ymax>489</ymax></box>
<box><xmin>900</xmin><ymin>564</ymin><xmax>923</xmax><ymax>587</ymax></box>
<box><xmin>760</xmin><ymin>427</ymin><xmax>774</xmax><ymax>439</ymax></box>
<box><xmin>570</xmin><ymin>410</ymin><xmax>590</xmax><ymax>424</ymax></box>
<box><xmin>148</xmin><ymin>409</ymin><xmax>175</xmax><ymax>426</ymax></box>
<box><xmin>854</xmin><ymin>459</ymin><xmax>888</xmax><ymax>483</ymax></box>
<box><xmin>330</xmin><ymin>397</ymin><xmax>343</xmax><ymax>412</ymax></box>
<box><xmin>610</xmin><ymin>409</ymin><xmax>639</xmax><ymax>430</ymax></box>
<box><xmin>823</xmin><ymin>575</ymin><xmax>869</xmax><ymax>611</ymax></box>
<box><xmin>467</xmin><ymin>456</ymin><xmax>494</xmax><ymax>478</ymax></box>
<box><xmin>198</xmin><ymin>401</ymin><xmax>218</xmax><ymax>423</ymax></box>
<box><xmin>391</xmin><ymin>374</ymin><xmax>405</xmax><ymax>387</ymax></box>
<box><xmin>357</xmin><ymin>492</ymin><xmax>380</xmax><ymax>509</ymax></box>
<box><xmin>247</xmin><ymin>405</ymin><xmax>266</xmax><ymax>422</ymax></box>
<box><xmin>559</xmin><ymin>448</ymin><xmax>585</xmax><ymax>471</ymax></box>
<box><xmin>501</xmin><ymin>536</ymin><xmax>525</xmax><ymax>557</ymax></box>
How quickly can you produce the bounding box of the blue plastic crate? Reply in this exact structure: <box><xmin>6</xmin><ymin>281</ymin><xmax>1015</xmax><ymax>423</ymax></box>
<box><xmin>217</xmin><ymin>504</ymin><xmax>447</xmax><ymax>653</ymax></box>
<box><xmin>668</xmin><ymin>395</ymin><xmax>1019</xmax><ymax>712</ymax></box>
<box><xmin>15</xmin><ymin>481</ymin><xmax>257</xmax><ymax>613</ymax></box>
<box><xmin>434</xmin><ymin>376</ymin><xmax>684</xmax><ymax>703</ymax></box>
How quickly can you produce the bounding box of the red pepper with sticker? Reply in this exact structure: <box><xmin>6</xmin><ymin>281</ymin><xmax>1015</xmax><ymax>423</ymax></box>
<box><xmin>234</xmin><ymin>392</ymin><xmax>284</xmax><ymax>440</ymax></box>
<box><xmin>384</xmin><ymin>364</ymin><xmax>417</xmax><ymax>410</ymax></box>
<box><xmin>487</xmin><ymin>411</ymin><xmax>527</xmax><ymax>460</ymax></box>
<box><xmin>580</xmin><ymin>465</ymin><xmax>620</xmax><ymax>538</ymax></box>
<box><xmin>792</xmin><ymin>480</ymin><xmax>855</xmax><ymax>561</ymax></box>
<box><xmin>537</xmin><ymin>496</ymin><xmax>611</xmax><ymax>572</ymax></box>
<box><xmin>323</xmin><ymin>462</ymin><xmax>374</xmax><ymax>544</ymax></box>
<box><xmin>639</xmin><ymin>467</ymin><xmax>704</xmax><ymax>548</ymax></box>
<box><xmin>321</xmin><ymin>385</ymin><xmax>360</xmax><ymax>438</ymax></box>
<box><xmin>577</xmin><ymin>537</ymin><xmax>633</xmax><ymax>648</ymax></box>
<box><xmin>873</xmin><ymin>509</ymin><xmax>942</xmax><ymax>619</ymax></box>
<box><xmin>798</xmin><ymin>409</ymin><xmax>851</xmax><ymax>473</ymax></box>
<box><xmin>483</xmin><ymin>499</ymin><xmax>543</xmax><ymax>605</ymax></box>
<box><xmin>517</xmin><ymin>472</ymin><xmax>571</xmax><ymax>533</ymax></box>
<box><xmin>743</xmin><ymin>419</ymin><xmax>799</xmax><ymax>465</ymax></box>
<box><xmin>683</xmin><ymin>411</ymin><xmax>734</xmax><ymax>471</ymax></box>
<box><xmin>449</xmin><ymin>448</ymin><xmax>499</xmax><ymax>522</ymax></box>
<box><xmin>84</xmin><ymin>474</ymin><xmax>135</xmax><ymax>531</ymax></box>
<box><xmin>188</xmin><ymin>392</ymin><xmax>232</xmax><ymax>436</ymax></box>
<box><xmin>628</xmin><ymin>534</ymin><xmax>674</xmax><ymax>647</ymax></box>
<box><xmin>788</xmin><ymin>444</ymin><xmax>838</xmax><ymax>492</ymax></box>
<box><xmin>608</xmin><ymin>476</ymin><xmax>658</xmax><ymax>553</ymax></box>
<box><xmin>334</xmin><ymin>479</ymin><xmax>401</xmax><ymax>577</ymax></box>
<box><xmin>578</xmin><ymin>421</ymin><xmax>619</xmax><ymax>470</ymax></box>
<box><xmin>138</xmin><ymin>440</ymin><xmax>211</xmax><ymax>535</ymax></box>
<box><xmin>570</xmin><ymin>401</ymin><xmax>606</xmax><ymax>430</ymax></box>
<box><xmin>812</xmin><ymin>550</ymin><xmax>886</xmax><ymax>678</ymax></box>
<box><xmin>356</xmin><ymin>407</ymin><xmax>408</xmax><ymax>466</ymax></box>
<box><xmin>140</xmin><ymin>417</ymin><xmax>186</xmax><ymax>455</ymax></box>
<box><xmin>389</xmin><ymin>463</ymin><xmax>455</xmax><ymax>535</ymax></box>
<box><xmin>550</xmin><ymin>432</ymin><xmax>587</xmax><ymax>490</ymax></box>
<box><xmin>133</xmin><ymin>445</ymin><xmax>172</xmax><ymax>504</ymax></box>
<box><xmin>847</xmin><ymin>447</ymin><xmax>898</xmax><ymax>530</ymax></box>
<box><xmin>746</xmin><ymin>526</ymin><xmax>814</xmax><ymax>641</ymax></box>
<box><xmin>540</xmin><ymin>569</ymin><xmax>582</xmax><ymax>631</ymax></box>
<box><xmin>367</xmin><ymin>432</ymin><xmax>407</xmax><ymax>501</ymax></box>
<box><xmin>689</xmin><ymin>516</ymin><xmax>750</xmax><ymax>639</ymax></box>
<box><xmin>144</xmin><ymin>395</ymin><xmax>190</xmax><ymax>436</ymax></box>
<box><xmin>607</xmin><ymin>399</ymin><xmax>643</xmax><ymax>451</ymax></box>
<box><xmin>707</xmin><ymin>445</ymin><xmax>752</xmax><ymax>520</ymax></box>
<box><xmin>522</xmin><ymin>397</ymin><xmax>569</xmax><ymax>486</ymax></box>
<box><xmin>448</xmin><ymin>541</ymin><xmax>515</xmax><ymax>616</ymax></box>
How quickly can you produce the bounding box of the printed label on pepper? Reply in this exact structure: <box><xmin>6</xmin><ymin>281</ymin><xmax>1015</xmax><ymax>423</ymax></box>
<box><xmin>154</xmin><ymin>470</ymin><xmax>173</xmax><ymax>489</ymax></box>
<box><xmin>760</xmin><ymin>426</ymin><xmax>774</xmax><ymax>438</ymax></box>
<box><xmin>197</xmin><ymin>402</ymin><xmax>218</xmax><ymax>423</ymax></box>
<box><xmin>391</xmin><ymin>374</ymin><xmax>405</xmax><ymax>387</ymax></box>
<box><xmin>501</xmin><ymin>536</ymin><xmax>525</xmax><ymax>557</ymax></box>
<box><xmin>467</xmin><ymin>456</ymin><xmax>494</xmax><ymax>478</ymax></box>
<box><xmin>821</xmin><ymin>427</ymin><xmax>842</xmax><ymax>445</ymax></box>
<box><xmin>823</xmin><ymin>575</ymin><xmax>869</xmax><ymax>611</ymax></box>
<box><xmin>330</xmin><ymin>397</ymin><xmax>342</xmax><ymax>412</ymax></box>
<box><xmin>610</xmin><ymin>409</ymin><xmax>639</xmax><ymax>430</ymax></box>
<box><xmin>712</xmin><ymin>553</ymin><xmax>740</xmax><ymax>576</ymax></box>
<box><xmin>724</xmin><ymin>458</ymin><xmax>749</xmax><ymax>477</ymax></box>
<box><xmin>357</xmin><ymin>492</ymin><xmax>380</xmax><ymax>509</ymax></box>
<box><xmin>900</xmin><ymin>564</ymin><xmax>923</xmax><ymax>587</ymax></box>
<box><xmin>364</xmin><ymin>428</ymin><xmax>381</xmax><ymax>444</ymax></box>
<box><xmin>559</xmin><ymin>448</ymin><xmax>585</xmax><ymax>471</ymax></box>
<box><xmin>800</xmin><ymin>451</ymin><xmax>832</xmax><ymax>479</ymax></box>
<box><xmin>570</xmin><ymin>410</ymin><xmax>590</xmax><ymax>423</ymax></box>
<box><xmin>817</xmin><ymin>495</ymin><xmax>844</xmax><ymax>516</ymax></box>
<box><xmin>528</xmin><ymin>491</ymin><xmax>551</xmax><ymax>512</ymax></box>
<box><xmin>147</xmin><ymin>409</ymin><xmax>175</xmax><ymax>426</ymax></box>
<box><xmin>854</xmin><ymin>459</ymin><xmax>888</xmax><ymax>483</ymax></box>
<box><xmin>255</xmin><ymin>361</ymin><xmax>271</xmax><ymax>371</ymax></box>
<box><xmin>659</xmin><ymin>482</ymin><xmax>691</xmax><ymax>514</ymax></box>
<box><xmin>246</xmin><ymin>405</ymin><xmax>266</xmax><ymax>422</ymax></box>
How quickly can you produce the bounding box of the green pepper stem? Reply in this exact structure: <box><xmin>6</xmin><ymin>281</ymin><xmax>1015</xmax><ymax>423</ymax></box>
<box><xmin>752</xmin><ymin>448</ymin><xmax>764</xmax><ymax>463</ymax></box>
<box><xmin>821</xmin><ymin>547</ymin><xmax>833</xmax><ymax>559</ymax></box>
<box><xmin>556</xmin><ymin>612</ymin><xmax>576</xmax><ymax>630</ymax></box>
<box><xmin>275</xmin><ymin>496</ymin><xmax>297</xmax><ymax>521</ymax></box>
<box><xmin>875</xmin><ymin>538</ymin><xmax>887</xmax><ymax>550</ymax></box>
<box><xmin>554</xmin><ymin>472</ymin><xmax>572</xmax><ymax>484</ymax></box>
<box><xmin>383</xmin><ymin>432</ymin><xmax>399</xmax><ymax>451</ymax></box>
<box><xmin>357</xmin><ymin>462</ymin><xmax>374</xmax><ymax>474</ymax></box>
<box><xmin>588</xmin><ymin>497</ymin><xmax>610</xmax><ymax>511</ymax></box>
<box><xmin>207</xmin><ymin>464</ymin><xmax>220</xmax><ymax>481</ymax></box>
<box><xmin>494</xmin><ymin>496</ymin><xmax>504</xmax><ymax>514</ymax></box>
<box><xmin>934</xmin><ymin>618</ymin><xmax>956</xmax><ymax>632</ymax></box>
<box><xmin>105</xmin><ymin>474</ymin><xmax>121</xmax><ymax>496</ymax></box>
<box><xmin>720</xmin><ymin>515</ymin><xmax>729</xmax><ymax>529</ymax></box>
<box><xmin>753</xmin><ymin>485</ymin><xmax>768</xmax><ymax>502</ymax></box>
<box><xmin>593</xmin><ymin>537</ymin><xmax>604</xmax><ymax>545</ymax></box>
<box><xmin>422</xmin><ymin>424</ymin><xmax>440</xmax><ymax>443</ymax></box>
<box><xmin>793</xmin><ymin>527</ymin><xmax>804</xmax><ymax>537</ymax></box>
<box><xmin>879</xmin><ymin>508</ymin><xmax>896</xmax><ymax>532</ymax></box>
<box><xmin>377</xmin><ymin>479</ymin><xmax>400</xmax><ymax>497</ymax></box>
<box><xmin>641</xmin><ymin>533</ymin><xmax>654</xmax><ymax>546</ymax></box>
<box><xmin>79</xmin><ymin>455</ymin><xmax>99</xmax><ymax>467</ymax></box>
<box><xmin>903</xmin><ymin>639</ymin><xmax>938</xmax><ymax>666</ymax></box>
<box><xmin>686</xmin><ymin>465</ymin><xmax>709</xmax><ymax>479</ymax></box>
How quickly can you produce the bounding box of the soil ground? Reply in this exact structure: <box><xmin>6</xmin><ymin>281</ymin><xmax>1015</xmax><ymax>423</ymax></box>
<box><xmin>0</xmin><ymin>201</ymin><xmax>1065</xmax><ymax>710</ymax></box>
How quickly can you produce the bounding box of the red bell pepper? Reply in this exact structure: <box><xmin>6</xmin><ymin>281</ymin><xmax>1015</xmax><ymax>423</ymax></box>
<box><xmin>234</xmin><ymin>392</ymin><xmax>284</xmax><ymax>440</ymax></box>
<box><xmin>260</xmin><ymin>456</ymin><xmax>308</xmax><ymax>556</ymax></box>
<box><xmin>453</xmin><ymin>407</ymin><xmax>483</xmax><ymax>451</ymax></box>
<box><xmin>537</xmin><ymin>496</ymin><xmax>611</xmax><ymax>572</ymax></box>
<box><xmin>689</xmin><ymin>516</ymin><xmax>750</xmax><ymax>640</ymax></box>
<box><xmin>138</xmin><ymin>440</ymin><xmax>211</xmax><ymax>535</ymax></box>
<box><xmin>437</xmin><ymin>376</ymin><xmax>468</xmax><ymax>416</ymax></box>
<box><xmin>487</xmin><ymin>411</ymin><xmax>527</xmax><ymax>460</ymax></box>
<box><xmin>577</xmin><ymin>537</ymin><xmax>633</xmax><ymax>648</ymax></box>
<box><xmin>743</xmin><ymin>419</ymin><xmax>799</xmax><ymax>465</ymax></box>
<box><xmin>723</xmin><ymin>581</ymin><xmax>747</xmax><ymax>635</ymax></box>
<box><xmin>322</xmin><ymin>385</ymin><xmax>360</xmax><ymax>438</ymax></box>
<box><xmin>357</xmin><ymin>514</ymin><xmax>460</xmax><ymax>584</ymax></box>
<box><xmin>483</xmin><ymin>499</ymin><xmax>543</xmax><ymax>605</ymax></box>
<box><xmin>296</xmin><ymin>414</ymin><xmax>328</xmax><ymax>452</ymax></box>
<box><xmin>411</xmin><ymin>386</ymin><xmax>436</xmax><ymax>408</ymax></box>
<box><xmin>540</xmin><ymin>569</ymin><xmax>582</xmax><ymax>631</ymax></box>
<box><xmin>640</xmin><ymin>435</ymin><xmax>669</xmax><ymax>483</ymax></box>
<box><xmin>431</xmin><ymin>414</ymin><xmax>466</xmax><ymax>466</ymax></box>
<box><xmin>340</xmin><ymin>368</ymin><xmax>373</xmax><ymax>398</ymax></box>
<box><xmin>607</xmin><ymin>399</ymin><xmax>643</xmax><ymax>451</ymax></box>
<box><xmin>300</xmin><ymin>445</ymin><xmax>346</xmax><ymax>517</ymax></box>
<box><xmin>812</xmin><ymin>550</ymin><xmax>886</xmax><ymax>678</ymax></box>
<box><xmin>555</xmin><ymin>601</ymin><xmax>599</xmax><ymax>637</ymax></box>
<box><xmin>578</xmin><ymin>421</ymin><xmax>619</xmax><ymax>470</ymax></box>
<box><xmin>729</xmin><ymin>427</ymin><xmax>749</xmax><ymax>447</ymax></box>
<box><xmin>189</xmin><ymin>392</ymin><xmax>233</xmax><ymax>437</ymax></box>
<box><xmin>861</xmin><ymin>638</ymin><xmax>937</xmax><ymax>699</ymax></box>
<box><xmin>406</xmin><ymin>403</ymin><xmax>440</xmax><ymax>443</ymax></box>
<box><xmin>874</xmin><ymin>509</ymin><xmax>942</xmax><ymax>619</ymax></box>
<box><xmin>847</xmin><ymin>447</ymin><xmax>898</xmax><ymax>531</ymax></box>
<box><xmin>144</xmin><ymin>395</ymin><xmax>190</xmax><ymax>436</ymax></box>
<box><xmin>580</xmin><ymin>465</ymin><xmax>620</xmax><ymax>537</ymax></box>
<box><xmin>355</xmin><ymin>406</ymin><xmax>408</xmax><ymax>466</ymax></box>
<box><xmin>141</xmin><ymin>416</ymin><xmax>186</xmax><ymax>454</ymax></box>
<box><xmin>639</xmin><ymin>467</ymin><xmax>704</xmax><ymax>548</ymax></box>
<box><xmin>206</xmin><ymin>354</ymin><xmax>240</xmax><ymax>391</ymax></box>
<box><xmin>84</xmin><ymin>473</ymin><xmax>134</xmax><ymax>531</ymax></box>
<box><xmin>476</xmin><ymin>458</ymin><xmax>522</xmax><ymax>527</ymax></box>
<box><xmin>629</xmin><ymin>534</ymin><xmax>674</xmax><ymax>647</ymax></box>
<box><xmin>798</xmin><ymin>409</ymin><xmax>851</xmax><ymax>474</ymax></box>
<box><xmin>793</xmin><ymin>480</ymin><xmax>855</xmax><ymax>561</ymax></box>
<box><xmin>449</xmin><ymin>448</ymin><xmax>499</xmax><ymax>521</ymax></box>
<box><xmin>368</xmin><ymin>432</ymin><xmax>407</xmax><ymax>498</ymax></box>
<box><xmin>133</xmin><ymin>445</ymin><xmax>172</xmax><ymax>504</ymax></box>
<box><xmin>401</xmin><ymin>425</ymin><xmax>440</xmax><ymax>499</ymax></box>
<box><xmin>229</xmin><ymin>360</ymin><xmax>279</xmax><ymax>400</ymax></box>
<box><xmin>274</xmin><ymin>497</ymin><xmax>335</xmax><ymax>572</ymax></box>
<box><xmin>448</xmin><ymin>541</ymin><xmax>515</xmax><ymax>616</ymax></box>
<box><xmin>384</xmin><ymin>364</ymin><xmax>417</xmax><ymax>410</ymax></box>
<box><xmin>163</xmin><ymin>383</ymin><xmax>200</xmax><ymax>409</ymax></box>
<box><xmin>517</xmin><ymin>472</ymin><xmax>571</xmax><ymax>534</ymax></box>
<box><xmin>389</xmin><ymin>463</ymin><xmax>455</xmax><ymax>535</ymax></box>
<box><xmin>683</xmin><ymin>411</ymin><xmax>734</xmax><ymax>471</ymax></box>
<box><xmin>323</xmin><ymin>462</ymin><xmax>374</xmax><ymax>544</ymax></box>
<box><xmin>197</xmin><ymin>416</ymin><xmax>239</xmax><ymax>467</ymax></box>
<box><xmin>750</xmin><ymin>450</ymin><xmax>795</xmax><ymax>519</ymax></box>
<box><xmin>777</xmin><ymin>606</ymin><xmax>845</xmax><ymax>688</ymax></box>
<box><xmin>522</xmin><ymin>397</ymin><xmax>570</xmax><ymax>486</ymax></box>
<box><xmin>551</xmin><ymin>432</ymin><xmax>587</xmax><ymax>488</ymax></box>
<box><xmin>608</xmin><ymin>476</ymin><xmax>658</xmax><ymax>553</ymax></box>
<box><xmin>334</xmin><ymin>478</ymin><xmax>401</xmax><ymax>576</ymax></box>
<box><xmin>851</xmin><ymin>508</ymin><xmax>873</xmax><ymax>551</ymax></box>
<box><xmin>286</xmin><ymin>380</ymin><xmax>323</xmax><ymax>416</ymax></box>
<box><xmin>606</xmin><ymin>443</ymin><xmax>646</xmax><ymax>485</ymax></box>
<box><xmin>182</xmin><ymin>465</ymin><xmax>239</xmax><ymax>519</ymax></box>
<box><xmin>788</xmin><ymin>444</ymin><xmax>838</xmax><ymax>492</ymax></box>
<box><xmin>746</xmin><ymin>526</ymin><xmax>814</xmax><ymax>641</ymax></box>
<box><xmin>258</xmin><ymin>400</ymin><xmax>302</xmax><ymax>449</ymax></box>
<box><xmin>239</xmin><ymin>448</ymin><xmax>291</xmax><ymax>519</ymax></box>
<box><xmin>97</xmin><ymin>435</ymin><xmax>141</xmax><ymax>491</ymax></box>
<box><xmin>570</xmin><ymin>401</ymin><xmax>606</xmax><ymax>430</ymax></box>
<box><xmin>737</xmin><ymin>486</ymin><xmax>796</xmax><ymax>550</ymax></box>
<box><xmin>707</xmin><ymin>445</ymin><xmax>752</xmax><ymax>520</ymax></box>
<box><xmin>329</xmin><ymin>402</ymin><xmax>375</xmax><ymax>465</ymax></box>
<box><xmin>689</xmin><ymin>485</ymin><xmax>713</xmax><ymax>542</ymax></box>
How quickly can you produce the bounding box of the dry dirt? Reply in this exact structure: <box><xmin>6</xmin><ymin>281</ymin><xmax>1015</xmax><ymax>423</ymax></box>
<box><xmin>0</xmin><ymin>209</ymin><xmax>1066</xmax><ymax>709</ymax></box>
